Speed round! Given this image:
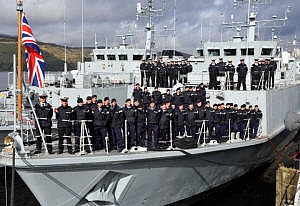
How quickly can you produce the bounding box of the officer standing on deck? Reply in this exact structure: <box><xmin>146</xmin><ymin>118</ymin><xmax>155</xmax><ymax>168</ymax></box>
<box><xmin>208</xmin><ymin>59</ymin><xmax>218</xmax><ymax>90</ymax></box>
<box><xmin>146</xmin><ymin>101</ymin><xmax>161</xmax><ymax>149</ymax></box>
<box><xmin>173</xmin><ymin>103</ymin><xmax>187</xmax><ymax>137</ymax></box>
<box><xmin>251</xmin><ymin>59</ymin><xmax>260</xmax><ymax>90</ymax></box>
<box><xmin>236</xmin><ymin>59</ymin><xmax>248</xmax><ymax>90</ymax></box>
<box><xmin>92</xmin><ymin>99</ymin><xmax>110</xmax><ymax>151</ymax></box>
<box><xmin>152</xmin><ymin>87</ymin><xmax>162</xmax><ymax>107</ymax></box>
<box><xmin>270</xmin><ymin>57</ymin><xmax>277</xmax><ymax>88</ymax></box>
<box><xmin>123</xmin><ymin>98</ymin><xmax>137</xmax><ymax>149</ymax></box>
<box><xmin>185</xmin><ymin>103</ymin><xmax>198</xmax><ymax>140</ymax></box>
<box><xmin>141</xmin><ymin>87</ymin><xmax>151</xmax><ymax>109</ymax></box>
<box><xmin>136</xmin><ymin>104</ymin><xmax>146</xmax><ymax>147</ymax></box>
<box><xmin>158</xmin><ymin>61</ymin><xmax>167</xmax><ymax>87</ymax></box>
<box><xmin>146</xmin><ymin>58</ymin><xmax>154</xmax><ymax>87</ymax></box>
<box><xmin>110</xmin><ymin>99</ymin><xmax>124</xmax><ymax>152</ymax></box>
<box><xmin>140</xmin><ymin>59</ymin><xmax>147</xmax><ymax>87</ymax></box>
<box><xmin>55</xmin><ymin>97</ymin><xmax>73</xmax><ymax>154</ymax></box>
<box><xmin>217</xmin><ymin>57</ymin><xmax>226</xmax><ymax>77</ymax></box>
<box><xmin>251</xmin><ymin>105</ymin><xmax>262</xmax><ymax>137</ymax></box>
<box><xmin>132</xmin><ymin>83</ymin><xmax>143</xmax><ymax>102</ymax></box>
<box><xmin>225</xmin><ymin>60</ymin><xmax>235</xmax><ymax>90</ymax></box>
<box><xmin>72</xmin><ymin>98</ymin><xmax>90</xmax><ymax>153</ymax></box>
<box><xmin>34</xmin><ymin>93</ymin><xmax>53</xmax><ymax>154</ymax></box>
<box><xmin>159</xmin><ymin>103</ymin><xmax>171</xmax><ymax>147</ymax></box>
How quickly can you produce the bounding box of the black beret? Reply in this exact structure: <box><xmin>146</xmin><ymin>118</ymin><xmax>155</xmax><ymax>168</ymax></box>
<box><xmin>77</xmin><ymin>98</ymin><xmax>83</xmax><ymax>103</ymax></box>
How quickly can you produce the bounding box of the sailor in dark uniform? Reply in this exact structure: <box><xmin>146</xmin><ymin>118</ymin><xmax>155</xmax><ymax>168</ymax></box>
<box><xmin>34</xmin><ymin>93</ymin><xmax>53</xmax><ymax>154</ymax></box>
<box><xmin>225</xmin><ymin>60</ymin><xmax>235</xmax><ymax>90</ymax></box>
<box><xmin>217</xmin><ymin>57</ymin><xmax>226</xmax><ymax>77</ymax></box>
<box><xmin>159</xmin><ymin>103</ymin><xmax>171</xmax><ymax>146</ymax></box>
<box><xmin>251</xmin><ymin>59</ymin><xmax>260</xmax><ymax>90</ymax></box>
<box><xmin>84</xmin><ymin>96</ymin><xmax>94</xmax><ymax>147</ymax></box>
<box><xmin>110</xmin><ymin>99</ymin><xmax>124</xmax><ymax>152</ymax></box>
<box><xmin>158</xmin><ymin>62</ymin><xmax>167</xmax><ymax>87</ymax></box>
<box><xmin>215</xmin><ymin>104</ymin><xmax>227</xmax><ymax>142</ymax></box>
<box><xmin>173</xmin><ymin>103</ymin><xmax>187</xmax><ymax>137</ymax></box>
<box><xmin>92</xmin><ymin>99</ymin><xmax>110</xmax><ymax>151</ymax></box>
<box><xmin>270</xmin><ymin>57</ymin><xmax>277</xmax><ymax>88</ymax></box>
<box><xmin>236</xmin><ymin>104</ymin><xmax>249</xmax><ymax>139</ymax></box>
<box><xmin>123</xmin><ymin>98</ymin><xmax>137</xmax><ymax>149</ymax></box>
<box><xmin>146</xmin><ymin>101</ymin><xmax>161</xmax><ymax>149</ymax></box>
<box><xmin>136</xmin><ymin>104</ymin><xmax>146</xmax><ymax>147</ymax></box>
<box><xmin>132</xmin><ymin>83</ymin><xmax>143</xmax><ymax>102</ymax></box>
<box><xmin>251</xmin><ymin>105</ymin><xmax>262</xmax><ymax>137</ymax></box>
<box><xmin>103</xmin><ymin>97</ymin><xmax>113</xmax><ymax>149</ymax></box>
<box><xmin>185</xmin><ymin>103</ymin><xmax>198</xmax><ymax>140</ymax></box>
<box><xmin>152</xmin><ymin>87</ymin><xmax>162</xmax><ymax>107</ymax></box>
<box><xmin>208</xmin><ymin>59</ymin><xmax>218</xmax><ymax>90</ymax></box>
<box><xmin>162</xmin><ymin>89</ymin><xmax>173</xmax><ymax>103</ymax></box>
<box><xmin>141</xmin><ymin>87</ymin><xmax>151</xmax><ymax>109</ymax></box>
<box><xmin>72</xmin><ymin>98</ymin><xmax>90</xmax><ymax>153</ymax></box>
<box><xmin>172</xmin><ymin>88</ymin><xmax>184</xmax><ymax>108</ymax></box>
<box><xmin>146</xmin><ymin>58</ymin><xmax>155</xmax><ymax>87</ymax></box>
<box><xmin>195</xmin><ymin>100</ymin><xmax>206</xmax><ymax>143</ymax></box>
<box><xmin>140</xmin><ymin>59</ymin><xmax>147</xmax><ymax>86</ymax></box>
<box><xmin>236</xmin><ymin>59</ymin><xmax>248</xmax><ymax>90</ymax></box>
<box><xmin>55</xmin><ymin>97</ymin><xmax>73</xmax><ymax>154</ymax></box>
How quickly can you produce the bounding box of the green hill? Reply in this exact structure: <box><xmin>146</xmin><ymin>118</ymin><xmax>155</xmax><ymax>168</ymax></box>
<box><xmin>0</xmin><ymin>35</ymin><xmax>91</xmax><ymax>71</ymax></box>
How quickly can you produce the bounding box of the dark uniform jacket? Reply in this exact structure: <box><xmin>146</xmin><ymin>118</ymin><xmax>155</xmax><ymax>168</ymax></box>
<box><xmin>237</xmin><ymin>63</ymin><xmax>248</xmax><ymax>78</ymax></box>
<box><xmin>173</xmin><ymin>109</ymin><xmax>187</xmax><ymax>127</ymax></box>
<box><xmin>110</xmin><ymin>105</ymin><xmax>124</xmax><ymax>128</ymax></box>
<box><xmin>133</xmin><ymin>88</ymin><xmax>143</xmax><ymax>102</ymax></box>
<box><xmin>123</xmin><ymin>106</ymin><xmax>137</xmax><ymax>124</ymax></box>
<box><xmin>185</xmin><ymin>109</ymin><xmax>198</xmax><ymax>127</ymax></box>
<box><xmin>72</xmin><ymin>105</ymin><xmax>90</xmax><ymax>126</ymax></box>
<box><xmin>35</xmin><ymin>102</ymin><xmax>53</xmax><ymax>128</ymax></box>
<box><xmin>92</xmin><ymin>107</ymin><xmax>110</xmax><ymax>127</ymax></box>
<box><xmin>141</xmin><ymin>91</ymin><xmax>151</xmax><ymax>105</ymax></box>
<box><xmin>152</xmin><ymin>91</ymin><xmax>162</xmax><ymax>104</ymax></box>
<box><xmin>146</xmin><ymin>108</ymin><xmax>161</xmax><ymax>125</ymax></box>
<box><xmin>136</xmin><ymin>108</ymin><xmax>146</xmax><ymax>127</ymax></box>
<box><xmin>159</xmin><ymin>109</ymin><xmax>171</xmax><ymax>130</ymax></box>
<box><xmin>172</xmin><ymin>93</ymin><xmax>184</xmax><ymax>107</ymax></box>
<box><xmin>217</xmin><ymin>62</ymin><xmax>226</xmax><ymax>76</ymax></box>
<box><xmin>56</xmin><ymin>105</ymin><xmax>72</xmax><ymax>128</ymax></box>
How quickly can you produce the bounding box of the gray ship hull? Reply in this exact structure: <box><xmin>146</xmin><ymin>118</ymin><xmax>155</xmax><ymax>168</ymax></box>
<box><xmin>11</xmin><ymin>129</ymin><xmax>297</xmax><ymax>206</ymax></box>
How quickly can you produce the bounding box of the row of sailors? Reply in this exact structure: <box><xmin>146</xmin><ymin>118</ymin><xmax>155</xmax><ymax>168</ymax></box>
<box><xmin>140</xmin><ymin>58</ymin><xmax>193</xmax><ymax>88</ymax></box>
<box><xmin>132</xmin><ymin>83</ymin><xmax>206</xmax><ymax>108</ymax></box>
<box><xmin>208</xmin><ymin>57</ymin><xmax>277</xmax><ymax>91</ymax></box>
<box><xmin>34</xmin><ymin>93</ymin><xmax>262</xmax><ymax>154</ymax></box>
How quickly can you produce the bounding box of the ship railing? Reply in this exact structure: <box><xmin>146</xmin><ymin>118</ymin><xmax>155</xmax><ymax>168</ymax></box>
<box><xmin>197</xmin><ymin>120</ymin><xmax>209</xmax><ymax>146</ymax></box>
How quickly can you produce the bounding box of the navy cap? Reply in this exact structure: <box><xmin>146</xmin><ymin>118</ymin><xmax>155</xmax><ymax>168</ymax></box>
<box><xmin>97</xmin><ymin>99</ymin><xmax>103</xmax><ymax>104</ymax></box>
<box><xmin>91</xmin><ymin>95</ymin><xmax>97</xmax><ymax>99</ymax></box>
<box><xmin>39</xmin><ymin>93</ymin><xmax>48</xmax><ymax>98</ymax></box>
<box><xmin>111</xmin><ymin>98</ymin><xmax>117</xmax><ymax>103</ymax></box>
<box><xmin>234</xmin><ymin>104</ymin><xmax>238</xmax><ymax>107</ymax></box>
<box><xmin>104</xmin><ymin>97</ymin><xmax>109</xmax><ymax>101</ymax></box>
<box><xmin>86</xmin><ymin>96</ymin><xmax>92</xmax><ymax>100</ymax></box>
<box><xmin>77</xmin><ymin>98</ymin><xmax>83</xmax><ymax>103</ymax></box>
<box><xmin>60</xmin><ymin>97</ymin><xmax>69</xmax><ymax>102</ymax></box>
<box><xmin>176</xmin><ymin>88</ymin><xmax>181</xmax><ymax>91</ymax></box>
<box><xmin>125</xmin><ymin>98</ymin><xmax>131</xmax><ymax>102</ymax></box>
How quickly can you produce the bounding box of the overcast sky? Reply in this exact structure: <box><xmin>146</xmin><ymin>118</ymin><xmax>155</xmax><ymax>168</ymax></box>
<box><xmin>1</xmin><ymin>0</ymin><xmax>299</xmax><ymax>53</ymax></box>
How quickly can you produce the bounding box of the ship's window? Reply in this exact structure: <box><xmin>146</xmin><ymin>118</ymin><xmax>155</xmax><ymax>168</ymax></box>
<box><xmin>241</xmin><ymin>48</ymin><xmax>254</xmax><ymax>56</ymax></box>
<box><xmin>96</xmin><ymin>55</ymin><xmax>105</xmax><ymax>60</ymax></box>
<box><xmin>261</xmin><ymin>48</ymin><xmax>273</xmax><ymax>56</ymax></box>
<box><xmin>118</xmin><ymin>55</ymin><xmax>128</xmax><ymax>60</ymax></box>
<box><xmin>224</xmin><ymin>49</ymin><xmax>236</xmax><ymax>56</ymax></box>
<box><xmin>107</xmin><ymin>55</ymin><xmax>116</xmax><ymax>60</ymax></box>
<box><xmin>208</xmin><ymin>49</ymin><xmax>220</xmax><ymax>56</ymax></box>
<box><xmin>197</xmin><ymin>49</ymin><xmax>204</xmax><ymax>56</ymax></box>
<box><xmin>133</xmin><ymin>55</ymin><xmax>143</xmax><ymax>60</ymax></box>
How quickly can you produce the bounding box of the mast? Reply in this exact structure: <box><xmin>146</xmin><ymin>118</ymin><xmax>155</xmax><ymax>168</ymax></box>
<box><xmin>63</xmin><ymin>0</ymin><xmax>67</xmax><ymax>73</ymax></box>
<box><xmin>81</xmin><ymin>0</ymin><xmax>84</xmax><ymax>63</ymax></box>
<box><xmin>17</xmin><ymin>0</ymin><xmax>23</xmax><ymax>121</ymax></box>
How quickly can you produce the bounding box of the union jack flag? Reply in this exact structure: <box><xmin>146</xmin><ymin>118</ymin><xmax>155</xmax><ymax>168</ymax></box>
<box><xmin>21</xmin><ymin>14</ymin><xmax>45</xmax><ymax>88</ymax></box>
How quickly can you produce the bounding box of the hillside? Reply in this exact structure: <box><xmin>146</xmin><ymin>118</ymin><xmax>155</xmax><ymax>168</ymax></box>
<box><xmin>0</xmin><ymin>35</ymin><xmax>91</xmax><ymax>71</ymax></box>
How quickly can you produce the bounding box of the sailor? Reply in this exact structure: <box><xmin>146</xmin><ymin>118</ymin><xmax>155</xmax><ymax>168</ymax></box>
<box><xmin>173</xmin><ymin>103</ymin><xmax>187</xmax><ymax>137</ymax></box>
<box><xmin>34</xmin><ymin>93</ymin><xmax>53</xmax><ymax>154</ymax></box>
<box><xmin>183</xmin><ymin>86</ymin><xmax>192</xmax><ymax>108</ymax></box>
<box><xmin>179</xmin><ymin>59</ymin><xmax>187</xmax><ymax>84</ymax></box>
<box><xmin>153</xmin><ymin>60</ymin><xmax>159</xmax><ymax>87</ymax></box>
<box><xmin>72</xmin><ymin>98</ymin><xmax>90</xmax><ymax>153</ymax></box>
<box><xmin>199</xmin><ymin>83</ymin><xmax>206</xmax><ymax>105</ymax></box>
<box><xmin>265</xmin><ymin>58</ymin><xmax>271</xmax><ymax>89</ymax></box>
<box><xmin>174</xmin><ymin>60</ymin><xmax>180</xmax><ymax>84</ymax></box>
<box><xmin>136</xmin><ymin>104</ymin><xmax>146</xmax><ymax>147</ymax></box>
<box><xmin>162</xmin><ymin>89</ymin><xmax>173</xmax><ymax>103</ymax></box>
<box><xmin>165</xmin><ymin>60</ymin><xmax>171</xmax><ymax>87</ymax></box>
<box><xmin>217</xmin><ymin>57</ymin><xmax>226</xmax><ymax>77</ymax></box>
<box><xmin>55</xmin><ymin>97</ymin><xmax>73</xmax><ymax>154</ymax></box>
<box><xmin>172</xmin><ymin>88</ymin><xmax>184</xmax><ymax>107</ymax></box>
<box><xmin>270</xmin><ymin>57</ymin><xmax>277</xmax><ymax>89</ymax></box>
<box><xmin>186</xmin><ymin>60</ymin><xmax>193</xmax><ymax>75</ymax></box>
<box><xmin>251</xmin><ymin>59</ymin><xmax>260</xmax><ymax>90</ymax></box>
<box><xmin>159</xmin><ymin>103</ymin><xmax>171</xmax><ymax>147</ymax></box>
<box><xmin>224</xmin><ymin>103</ymin><xmax>234</xmax><ymax>139</ymax></box>
<box><xmin>141</xmin><ymin>87</ymin><xmax>151</xmax><ymax>109</ymax></box>
<box><xmin>250</xmin><ymin>105</ymin><xmax>263</xmax><ymax>137</ymax></box>
<box><xmin>91</xmin><ymin>95</ymin><xmax>98</xmax><ymax>110</ymax></box>
<box><xmin>146</xmin><ymin>101</ymin><xmax>161</xmax><ymax>149</ymax></box>
<box><xmin>231</xmin><ymin>104</ymin><xmax>239</xmax><ymax>134</ymax></box>
<box><xmin>169</xmin><ymin>60</ymin><xmax>175</xmax><ymax>87</ymax></box>
<box><xmin>158</xmin><ymin>62</ymin><xmax>167</xmax><ymax>87</ymax></box>
<box><xmin>92</xmin><ymin>99</ymin><xmax>110</xmax><ymax>151</ymax></box>
<box><xmin>132</xmin><ymin>83</ymin><xmax>143</xmax><ymax>102</ymax></box>
<box><xmin>140</xmin><ymin>59</ymin><xmax>147</xmax><ymax>87</ymax></box>
<box><xmin>236</xmin><ymin>59</ymin><xmax>248</xmax><ymax>90</ymax></box>
<box><xmin>103</xmin><ymin>97</ymin><xmax>112</xmax><ymax>149</ymax></box>
<box><xmin>204</xmin><ymin>101</ymin><xmax>214</xmax><ymax>139</ymax></box>
<box><xmin>84</xmin><ymin>96</ymin><xmax>94</xmax><ymax>146</ymax></box>
<box><xmin>208</xmin><ymin>59</ymin><xmax>218</xmax><ymax>90</ymax></box>
<box><xmin>110</xmin><ymin>98</ymin><xmax>124</xmax><ymax>152</ymax></box>
<box><xmin>123</xmin><ymin>98</ymin><xmax>137</xmax><ymax>148</ymax></box>
<box><xmin>195</xmin><ymin>100</ymin><xmax>206</xmax><ymax>143</ymax></box>
<box><xmin>146</xmin><ymin>58</ymin><xmax>155</xmax><ymax>87</ymax></box>
<box><xmin>185</xmin><ymin>103</ymin><xmax>198</xmax><ymax>140</ymax></box>
<box><xmin>215</xmin><ymin>104</ymin><xmax>227</xmax><ymax>142</ymax></box>
<box><xmin>259</xmin><ymin>59</ymin><xmax>268</xmax><ymax>90</ymax></box>
<box><xmin>225</xmin><ymin>60</ymin><xmax>235</xmax><ymax>90</ymax></box>
<box><xmin>151</xmin><ymin>87</ymin><xmax>162</xmax><ymax>107</ymax></box>
<box><xmin>236</xmin><ymin>104</ymin><xmax>249</xmax><ymax>139</ymax></box>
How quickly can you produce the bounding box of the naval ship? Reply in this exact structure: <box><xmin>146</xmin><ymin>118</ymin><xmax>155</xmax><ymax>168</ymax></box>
<box><xmin>1</xmin><ymin>0</ymin><xmax>300</xmax><ymax>205</ymax></box>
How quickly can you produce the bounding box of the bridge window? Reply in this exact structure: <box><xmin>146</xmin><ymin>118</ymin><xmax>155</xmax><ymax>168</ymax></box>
<box><xmin>107</xmin><ymin>55</ymin><xmax>116</xmax><ymax>60</ymax></box>
<box><xmin>208</xmin><ymin>49</ymin><xmax>220</xmax><ymax>56</ymax></box>
<box><xmin>118</xmin><ymin>55</ymin><xmax>128</xmax><ymax>60</ymax></box>
<box><xmin>241</xmin><ymin>48</ymin><xmax>254</xmax><ymax>56</ymax></box>
<box><xmin>197</xmin><ymin>49</ymin><xmax>204</xmax><ymax>56</ymax></box>
<box><xmin>96</xmin><ymin>55</ymin><xmax>105</xmax><ymax>60</ymax></box>
<box><xmin>133</xmin><ymin>55</ymin><xmax>143</xmax><ymax>61</ymax></box>
<box><xmin>261</xmin><ymin>48</ymin><xmax>273</xmax><ymax>56</ymax></box>
<box><xmin>224</xmin><ymin>49</ymin><xmax>236</xmax><ymax>56</ymax></box>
